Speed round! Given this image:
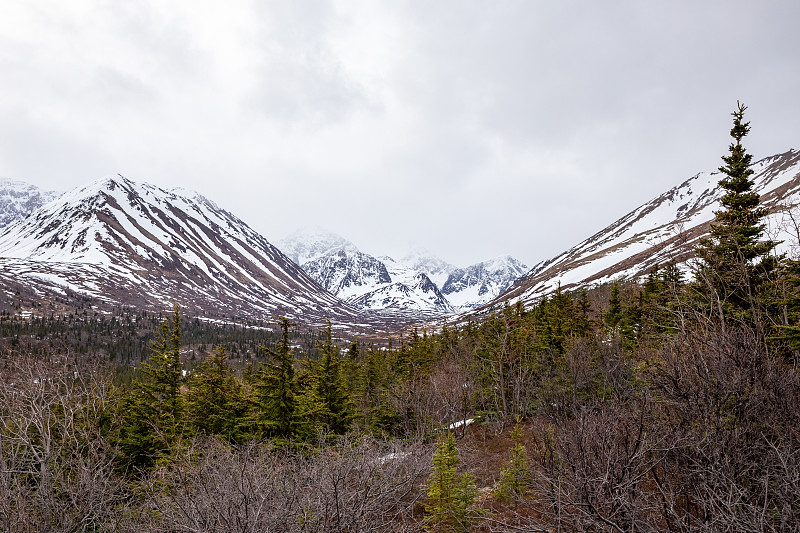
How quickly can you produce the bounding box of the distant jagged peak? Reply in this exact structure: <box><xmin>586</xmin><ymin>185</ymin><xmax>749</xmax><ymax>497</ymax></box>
<box><xmin>0</xmin><ymin>178</ymin><xmax>63</xmax><ymax>228</ymax></box>
<box><xmin>0</xmin><ymin>177</ymin><xmax>41</xmax><ymax>190</ymax></box>
<box><xmin>277</xmin><ymin>226</ymin><xmax>360</xmax><ymax>265</ymax></box>
<box><xmin>0</xmin><ymin>177</ymin><xmax>62</xmax><ymax>199</ymax></box>
<box><xmin>400</xmin><ymin>245</ymin><xmax>456</xmax><ymax>268</ymax></box>
<box><xmin>471</xmin><ymin>255</ymin><xmax>529</xmax><ymax>272</ymax></box>
<box><xmin>395</xmin><ymin>246</ymin><xmax>457</xmax><ymax>287</ymax></box>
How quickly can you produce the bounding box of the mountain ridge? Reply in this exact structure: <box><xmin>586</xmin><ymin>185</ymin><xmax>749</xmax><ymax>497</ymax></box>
<box><xmin>0</xmin><ymin>175</ymin><xmax>365</xmax><ymax>326</ymax></box>
<box><xmin>276</xmin><ymin>229</ymin><xmax>528</xmax><ymax>316</ymax></box>
<box><xmin>495</xmin><ymin>149</ymin><xmax>800</xmax><ymax>307</ymax></box>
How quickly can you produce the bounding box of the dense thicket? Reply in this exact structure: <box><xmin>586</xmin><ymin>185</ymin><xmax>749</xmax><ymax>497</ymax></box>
<box><xmin>2</xmin><ymin>104</ymin><xmax>799</xmax><ymax>531</ymax></box>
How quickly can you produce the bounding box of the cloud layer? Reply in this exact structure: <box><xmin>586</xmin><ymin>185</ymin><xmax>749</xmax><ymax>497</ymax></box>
<box><xmin>1</xmin><ymin>1</ymin><xmax>799</xmax><ymax>266</ymax></box>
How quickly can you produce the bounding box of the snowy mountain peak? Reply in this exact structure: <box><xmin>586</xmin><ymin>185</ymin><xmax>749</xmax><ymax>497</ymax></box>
<box><xmin>0</xmin><ymin>178</ymin><xmax>62</xmax><ymax>228</ymax></box>
<box><xmin>441</xmin><ymin>255</ymin><xmax>529</xmax><ymax>309</ymax></box>
<box><xmin>277</xmin><ymin>227</ymin><xmax>359</xmax><ymax>265</ymax></box>
<box><xmin>0</xmin><ymin>175</ymin><xmax>360</xmax><ymax>323</ymax></box>
<box><xmin>398</xmin><ymin>247</ymin><xmax>457</xmax><ymax>287</ymax></box>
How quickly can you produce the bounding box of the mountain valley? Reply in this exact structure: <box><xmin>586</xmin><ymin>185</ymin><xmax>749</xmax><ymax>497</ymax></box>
<box><xmin>2</xmin><ymin>149</ymin><xmax>800</xmax><ymax>331</ymax></box>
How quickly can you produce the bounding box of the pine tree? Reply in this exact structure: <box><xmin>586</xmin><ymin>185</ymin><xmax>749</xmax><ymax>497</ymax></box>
<box><xmin>314</xmin><ymin>320</ymin><xmax>354</xmax><ymax>434</ymax></box>
<box><xmin>256</xmin><ymin>316</ymin><xmax>298</xmax><ymax>441</ymax></box>
<box><xmin>184</xmin><ymin>346</ymin><xmax>248</xmax><ymax>441</ymax></box>
<box><xmin>119</xmin><ymin>305</ymin><xmax>184</xmax><ymax>470</ymax></box>
<box><xmin>695</xmin><ymin>102</ymin><xmax>777</xmax><ymax>323</ymax></box>
<box><xmin>424</xmin><ymin>432</ymin><xmax>478</xmax><ymax>533</ymax></box>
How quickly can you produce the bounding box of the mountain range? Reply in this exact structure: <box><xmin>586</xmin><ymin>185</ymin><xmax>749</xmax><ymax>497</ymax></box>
<box><xmin>0</xmin><ymin>176</ymin><xmax>362</xmax><ymax>327</ymax></box>
<box><xmin>2</xmin><ymin>148</ymin><xmax>799</xmax><ymax>328</ymax></box>
<box><xmin>276</xmin><ymin>229</ymin><xmax>529</xmax><ymax>317</ymax></box>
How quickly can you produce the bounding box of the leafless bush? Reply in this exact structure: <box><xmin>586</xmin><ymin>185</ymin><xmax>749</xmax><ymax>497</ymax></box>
<box><xmin>501</xmin><ymin>395</ymin><xmax>676</xmax><ymax>533</ymax></box>
<box><xmin>0</xmin><ymin>356</ymin><xmax>124</xmax><ymax>532</ymax></box>
<box><xmin>483</xmin><ymin>323</ymin><xmax>800</xmax><ymax>533</ymax></box>
<box><xmin>650</xmin><ymin>326</ymin><xmax>800</xmax><ymax>531</ymax></box>
<box><xmin>127</xmin><ymin>434</ymin><xmax>432</xmax><ymax>533</ymax></box>
<box><xmin>405</xmin><ymin>355</ymin><xmax>475</xmax><ymax>439</ymax></box>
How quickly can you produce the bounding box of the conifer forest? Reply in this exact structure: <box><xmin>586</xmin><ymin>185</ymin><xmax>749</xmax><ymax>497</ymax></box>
<box><xmin>2</xmin><ymin>106</ymin><xmax>800</xmax><ymax>532</ymax></box>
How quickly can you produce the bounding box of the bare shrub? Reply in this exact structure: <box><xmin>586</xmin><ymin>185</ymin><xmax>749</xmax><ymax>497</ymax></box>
<box><xmin>128</xmin><ymin>434</ymin><xmax>431</xmax><ymax>533</ymax></box>
<box><xmin>0</xmin><ymin>356</ymin><xmax>124</xmax><ymax>532</ymax></box>
<box><xmin>651</xmin><ymin>326</ymin><xmax>800</xmax><ymax>531</ymax></box>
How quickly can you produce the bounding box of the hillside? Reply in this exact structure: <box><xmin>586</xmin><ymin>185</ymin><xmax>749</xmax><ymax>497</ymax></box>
<box><xmin>0</xmin><ymin>175</ymin><xmax>364</xmax><ymax>326</ymax></box>
<box><xmin>498</xmin><ymin>149</ymin><xmax>800</xmax><ymax>306</ymax></box>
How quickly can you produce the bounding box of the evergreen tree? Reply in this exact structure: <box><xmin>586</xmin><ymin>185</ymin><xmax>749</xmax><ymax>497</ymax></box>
<box><xmin>604</xmin><ymin>283</ymin><xmax>624</xmax><ymax>330</ymax></box>
<box><xmin>342</xmin><ymin>337</ymin><xmax>362</xmax><ymax>396</ymax></box>
<box><xmin>314</xmin><ymin>320</ymin><xmax>354</xmax><ymax>434</ymax></box>
<box><xmin>293</xmin><ymin>361</ymin><xmax>328</xmax><ymax>439</ymax></box>
<box><xmin>424</xmin><ymin>432</ymin><xmax>478</xmax><ymax>533</ymax></box>
<box><xmin>694</xmin><ymin>102</ymin><xmax>777</xmax><ymax>323</ymax></box>
<box><xmin>494</xmin><ymin>420</ymin><xmax>532</xmax><ymax>504</ymax></box>
<box><xmin>184</xmin><ymin>346</ymin><xmax>248</xmax><ymax>441</ymax></box>
<box><xmin>256</xmin><ymin>316</ymin><xmax>298</xmax><ymax>441</ymax></box>
<box><xmin>638</xmin><ymin>263</ymin><xmax>685</xmax><ymax>339</ymax></box>
<box><xmin>118</xmin><ymin>305</ymin><xmax>184</xmax><ymax>470</ymax></box>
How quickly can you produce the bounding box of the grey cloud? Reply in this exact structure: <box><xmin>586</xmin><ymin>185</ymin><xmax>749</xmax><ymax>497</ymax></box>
<box><xmin>246</xmin><ymin>1</ymin><xmax>371</xmax><ymax>127</ymax></box>
<box><xmin>1</xmin><ymin>1</ymin><xmax>799</xmax><ymax>268</ymax></box>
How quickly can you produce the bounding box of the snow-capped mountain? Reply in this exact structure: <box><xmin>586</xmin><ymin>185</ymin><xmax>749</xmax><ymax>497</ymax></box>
<box><xmin>442</xmin><ymin>256</ymin><xmax>529</xmax><ymax>308</ymax></box>
<box><xmin>276</xmin><ymin>229</ymin><xmax>526</xmax><ymax>316</ymax></box>
<box><xmin>350</xmin><ymin>272</ymin><xmax>454</xmax><ymax>316</ymax></box>
<box><xmin>302</xmin><ymin>249</ymin><xmax>392</xmax><ymax>298</ymax></box>
<box><xmin>0</xmin><ymin>175</ymin><xmax>361</xmax><ymax>324</ymax></box>
<box><xmin>277</xmin><ymin>230</ymin><xmax>454</xmax><ymax>316</ymax></box>
<box><xmin>396</xmin><ymin>248</ymin><xmax>457</xmax><ymax>289</ymax></box>
<box><xmin>499</xmin><ymin>149</ymin><xmax>800</xmax><ymax>307</ymax></box>
<box><xmin>0</xmin><ymin>179</ymin><xmax>61</xmax><ymax>227</ymax></box>
<box><xmin>277</xmin><ymin>227</ymin><xmax>358</xmax><ymax>265</ymax></box>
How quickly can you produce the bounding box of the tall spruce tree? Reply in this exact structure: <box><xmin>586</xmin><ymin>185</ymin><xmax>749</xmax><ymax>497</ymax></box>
<box><xmin>315</xmin><ymin>320</ymin><xmax>354</xmax><ymax>434</ymax></box>
<box><xmin>695</xmin><ymin>102</ymin><xmax>776</xmax><ymax>323</ymax></box>
<box><xmin>256</xmin><ymin>316</ymin><xmax>298</xmax><ymax>441</ymax></box>
<box><xmin>119</xmin><ymin>305</ymin><xmax>184</xmax><ymax>470</ymax></box>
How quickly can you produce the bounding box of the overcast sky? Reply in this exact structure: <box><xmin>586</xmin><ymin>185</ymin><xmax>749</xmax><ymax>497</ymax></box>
<box><xmin>1</xmin><ymin>1</ymin><xmax>799</xmax><ymax>267</ymax></box>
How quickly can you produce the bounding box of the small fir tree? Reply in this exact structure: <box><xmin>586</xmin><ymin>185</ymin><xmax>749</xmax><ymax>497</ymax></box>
<box><xmin>424</xmin><ymin>432</ymin><xmax>478</xmax><ymax>533</ymax></box>
<box><xmin>494</xmin><ymin>419</ymin><xmax>532</xmax><ymax>504</ymax></box>
<box><xmin>314</xmin><ymin>320</ymin><xmax>354</xmax><ymax>434</ymax></box>
<box><xmin>604</xmin><ymin>283</ymin><xmax>624</xmax><ymax>330</ymax></box>
<box><xmin>184</xmin><ymin>346</ymin><xmax>248</xmax><ymax>441</ymax></box>
<box><xmin>256</xmin><ymin>316</ymin><xmax>298</xmax><ymax>441</ymax></box>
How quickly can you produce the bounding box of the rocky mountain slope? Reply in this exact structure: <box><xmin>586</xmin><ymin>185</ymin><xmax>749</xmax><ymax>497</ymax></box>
<box><xmin>0</xmin><ymin>179</ymin><xmax>61</xmax><ymax>227</ymax></box>
<box><xmin>442</xmin><ymin>256</ymin><xmax>530</xmax><ymax>308</ymax></box>
<box><xmin>277</xmin><ymin>231</ymin><xmax>527</xmax><ymax>316</ymax></box>
<box><xmin>498</xmin><ymin>149</ymin><xmax>800</xmax><ymax>307</ymax></box>
<box><xmin>0</xmin><ymin>176</ymin><xmax>363</xmax><ymax>325</ymax></box>
<box><xmin>277</xmin><ymin>231</ymin><xmax>455</xmax><ymax>316</ymax></box>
